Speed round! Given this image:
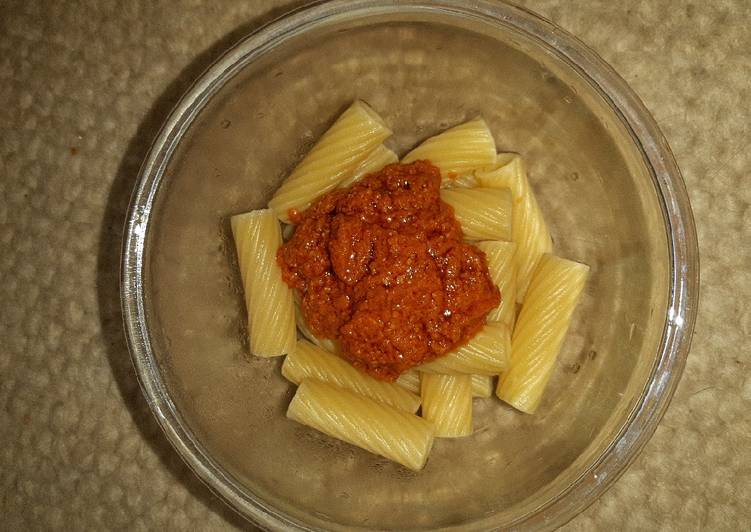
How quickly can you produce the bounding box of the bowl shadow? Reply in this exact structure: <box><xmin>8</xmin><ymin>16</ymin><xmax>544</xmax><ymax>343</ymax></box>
<box><xmin>96</xmin><ymin>3</ymin><xmax>307</xmax><ymax>530</ymax></box>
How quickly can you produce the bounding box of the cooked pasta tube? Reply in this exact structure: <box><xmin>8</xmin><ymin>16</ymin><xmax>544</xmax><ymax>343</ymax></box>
<box><xmin>230</xmin><ymin>209</ymin><xmax>295</xmax><ymax>356</ymax></box>
<box><xmin>287</xmin><ymin>379</ymin><xmax>435</xmax><ymax>471</ymax></box>
<box><xmin>418</xmin><ymin>321</ymin><xmax>510</xmax><ymax>375</ymax></box>
<box><xmin>471</xmin><ymin>374</ymin><xmax>494</xmax><ymax>398</ymax></box>
<box><xmin>401</xmin><ymin>118</ymin><xmax>497</xmax><ymax>181</ymax></box>
<box><xmin>440</xmin><ymin>187</ymin><xmax>512</xmax><ymax>241</ymax></box>
<box><xmin>396</xmin><ymin>370</ymin><xmax>421</xmax><ymax>394</ymax></box>
<box><xmin>269</xmin><ymin>100</ymin><xmax>392</xmax><ymax>222</ymax></box>
<box><xmin>421</xmin><ymin>374</ymin><xmax>473</xmax><ymax>437</ymax></box>
<box><xmin>441</xmin><ymin>173</ymin><xmax>479</xmax><ymax>189</ymax></box>
<box><xmin>475</xmin><ymin>153</ymin><xmax>552</xmax><ymax>302</ymax></box>
<box><xmin>396</xmin><ymin>371</ymin><xmax>493</xmax><ymax>398</ymax></box>
<box><xmin>476</xmin><ymin>241</ymin><xmax>518</xmax><ymax>328</ymax></box>
<box><xmin>497</xmin><ymin>254</ymin><xmax>589</xmax><ymax>413</ymax></box>
<box><xmin>282</xmin><ymin>340</ymin><xmax>421</xmax><ymax>413</ymax></box>
<box><xmin>337</xmin><ymin>144</ymin><xmax>398</xmax><ymax>188</ymax></box>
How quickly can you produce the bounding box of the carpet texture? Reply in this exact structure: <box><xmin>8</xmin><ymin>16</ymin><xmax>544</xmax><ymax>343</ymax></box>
<box><xmin>0</xmin><ymin>1</ymin><xmax>748</xmax><ymax>530</ymax></box>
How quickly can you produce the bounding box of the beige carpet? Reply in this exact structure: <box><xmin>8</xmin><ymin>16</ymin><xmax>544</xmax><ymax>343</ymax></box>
<box><xmin>1</xmin><ymin>1</ymin><xmax>748</xmax><ymax>530</ymax></box>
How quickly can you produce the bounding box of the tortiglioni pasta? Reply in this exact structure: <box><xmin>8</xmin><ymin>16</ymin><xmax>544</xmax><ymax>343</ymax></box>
<box><xmin>418</xmin><ymin>321</ymin><xmax>510</xmax><ymax>375</ymax></box>
<box><xmin>337</xmin><ymin>144</ymin><xmax>398</xmax><ymax>188</ymax></box>
<box><xmin>396</xmin><ymin>371</ymin><xmax>495</xmax><ymax>398</ymax></box>
<box><xmin>287</xmin><ymin>379</ymin><xmax>435</xmax><ymax>471</ymax></box>
<box><xmin>475</xmin><ymin>153</ymin><xmax>552</xmax><ymax>302</ymax></box>
<box><xmin>470</xmin><ymin>374</ymin><xmax>494</xmax><ymax>398</ymax></box>
<box><xmin>476</xmin><ymin>240</ymin><xmax>518</xmax><ymax>328</ymax></box>
<box><xmin>282</xmin><ymin>340</ymin><xmax>421</xmax><ymax>413</ymax></box>
<box><xmin>497</xmin><ymin>254</ymin><xmax>589</xmax><ymax>413</ymax></box>
<box><xmin>421</xmin><ymin>374</ymin><xmax>473</xmax><ymax>438</ymax></box>
<box><xmin>440</xmin><ymin>187</ymin><xmax>513</xmax><ymax>241</ymax></box>
<box><xmin>401</xmin><ymin>118</ymin><xmax>496</xmax><ymax>181</ymax></box>
<box><xmin>395</xmin><ymin>370</ymin><xmax>421</xmax><ymax>395</ymax></box>
<box><xmin>230</xmin><ymin>209</ymin><xmax>296</xmax><ymax>356</ymax></box>
<box><xmin>268</xmin><ymin>100</ymin><xmax>392</xmax><ymax>222</ymax></box>
<box><xmin>229</xmin><ymin>103</ymin><xmax>589</xmax><ymax>471</ymax></box>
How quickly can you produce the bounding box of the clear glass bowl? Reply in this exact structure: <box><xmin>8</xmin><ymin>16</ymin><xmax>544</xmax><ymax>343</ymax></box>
<box><xmin>121</xmin><ymin>1</ymin><xmax>699</xmax><ymax>530</ymax></box>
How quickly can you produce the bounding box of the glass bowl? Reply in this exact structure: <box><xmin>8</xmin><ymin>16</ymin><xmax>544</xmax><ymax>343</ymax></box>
<box><xmin>121</xmin><ymin>1</ymin><xmax>699</xmax><ymax>530</ymax></box>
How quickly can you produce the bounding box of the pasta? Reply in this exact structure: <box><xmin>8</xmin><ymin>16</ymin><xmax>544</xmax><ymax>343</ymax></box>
<box><xmin>229</xmin><ymin>103</ymin><xmax>590</xmax><ymax>470</ymax></box>
<box><xmin>475</xmin><ymin>153</ymin><xmax>552</xmax><ymax>302</ymax></box>
<box><xmin>395</xmin><ymin>370</ymin><xmax>421</xmax><ymax>395</ymax></box>
<box><xmin>497</xmin><ymin>254</ymin><xmax>589</xmax><ymax>413</ymax></box>
<box><xmin>287</xmin><ymin>379</ymin><xmax>435</xmax><ymax>471</ymax></box>
<box><xmin>337</xmin><ymin>144</ymin><xmax>398</xmax><ymax>188</ymax></box>
<box><xmin>471</xmin><ymin>375</ymin><xmax>494</xmax><ymax>398</ymax></box>
<box><xmin>476</xmin><ymin>241</ymin><xmax>518</xmax><ymax>328</ymax></box>
<box><xmin>440</xmin><ymin>187</ymin><xmax>512</xmax><ymax>241</ymax></box>
<box><xmin>268</xmin><ymin>100</ymin><xmax>392</xmax><ymax>222</ymax></box>
<box><xmin>282</xmin><ymin>340</ymin><xmax>421</xmax><ymax>413</ymax></box>
<box><xmin>441</xmin><ymin>173</ymin><xmax>479</xmax><ymax>189</ymax></box>
<box><xmin>401</xmin><ymin>118</ymin><xmax>496</xmax><ymax>181</ymax></box>
<box><xmin>396</xmin><ymin>371</ymin><xmax>494</xmax><ymax>398</ymax></box>
<box><xmin>421</xmin><ymin>374</ymin><xmax>473</xmax><ymax>438</ymax></box>
<box><xmin>418</xmin><ymin>321</ymin><xmax>510</xmax><ymax>375</ymax></box>
<box><xmin>230</xmin><ymin>209</ymin><xmax>296</xmax><ymax>356</ymax></box>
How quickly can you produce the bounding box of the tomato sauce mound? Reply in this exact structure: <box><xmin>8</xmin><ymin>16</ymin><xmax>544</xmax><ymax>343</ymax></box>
<box><xmin>277</xmin><ymin>160</ymin><xmax>501</xmax><ymax>381</ymax></box>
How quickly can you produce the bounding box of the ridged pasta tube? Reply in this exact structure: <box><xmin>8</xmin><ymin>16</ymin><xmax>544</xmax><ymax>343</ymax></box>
<box><xmin>418</xmin><ymin>321</ymin><xmax>510</xmax><ymax>375</ymax></box>
<box><xmin>396</xmin><ymin>371</ymin><xmax>494</xmax><ymax>398</ymax></box>
<box><xmin>230</xmin><ymin>209</ymin><xmax>296</xmax><ymax>356</ymax></box>
<box><xmin>497</xmin><ymin>254</ymin><xmax>589</xmax><ymax>413</ymax></box>
<box><xmin>471</xmin><ymin>375</ymin><xmax>494</xmax><ymax>398</ymax></box>
<box><xmin>287</xmin><ymin>380</ymin><xmax>435</xmax><ymax>471</ymax></box>
<box><xmin>401</xmin><ymin>118</ymin><xmax>497</xmax><ymax>181</ymax></box>
<box><xmin>282</xmin><ymin>340</ymin><xmax>421</xmax><ymax>413</ymax></box>
<box><xmin>337</xmin><ymin>144</ymin><xmax>398</xmax><ymax>188</ymax></box>
<box><xmin>476</xmin><ymin>241</ymin><xmax>518</xmax><ymax>328</ymax></box>
<box><xmin>396</xmin><ymin>370</ymin><xmax>421</xmax><ymax>394</ymax></box>
<box><xmin>441</xmin><ymin>173</ymin><xmax>479</xmax><ymax>189</ymax></box>
<box><xmin>421</xmin><ymin>374</ymin><xmax>473</xmax><ymax>438</ymax></box>
<box><xmin>269</xmin><ymin>101</ymin><xmax>392</xmax><ymax>222</ymax></box>
<box><xmin>475</xmin><ymin>154</ymin><xmax>552</xmax><ymax>302</ymax></box>
<box><xmin>440</xmin><ymin>187</ymin><xmax>512</xmax><ymax>241</ymax></box>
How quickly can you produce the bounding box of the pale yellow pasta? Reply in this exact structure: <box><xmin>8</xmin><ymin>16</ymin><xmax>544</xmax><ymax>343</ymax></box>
<box><xmin>471</xmin><ymin>374</ymin><xmax>494</xmax><ymax>398</ymax></box>
<box><xmin>230</xmin><ymin>209</ymin><xmax>296</xmax><ymax>356</ymax></box>
<box><xmin>395</xmin><ymin>370</ymin><xmax>421</xmax><ymax>394</ymax></box>
<box><xmin>418</xmin><ymin>321</ymin><xmax>510</xmax><ymax>375</ymax></box>
<box><xmin>476</xmin><ymin>241</ymin><xmax>518</xmax><ymax>328</ymax></box>
<box><xmin>287</xmin><ymin>379</ymin><xmax>435</xmax><ymax>471</ymax></box>
<box><xmin>282</xmin><ymin>340</ymin><xmax>421</xmax><ymax>413</ymax></box>
<box><xmin>440</xmin><ymin>173</ymin><xmax>479</xmax><ymax>189</ymax></box>
<box><xmin>268</xmin><ymin>101</ymin><xmax>392</xmax><ymax>222</ymax></box>
<box><xmin>440</xmin><ymin>187</ymin><xmax>512</xmax><ymax>241</ymax></box>
<box><xmin>337</xmin><ymin>144</ymin><xmax>398</xmax><ymax>188</ymax></box>
<box><xmin>232</xmin><ymin>104</ymin><xmax>593</xmax><ymax>475</ymax></box>
<box><xmin>475</xmin><ymin>153</ymin><xmax>552</xmax><ymax>302</ymax></box>
<box><xmin>396</xmin><ymin>371</ymin><xmax>493</xmax><ymax>398</ymax></box>
<box><xmin>421</xmin><ymin>374</ymin><xmax>472</xmax><ymax>437</ymax></box>
<box><xmin>294</xmin><ymin>300</ymin><xmax>339</xmax><ymax>354</ymax></box>
<box><xmin>401</xmin><ymin>118</ymin><xmax>497</xmax><ymax>180</ymax></box>
<box><xmin>497</xmin><ymin>254</ymin><xmax>589</xmax><ymax>414</ymax></box>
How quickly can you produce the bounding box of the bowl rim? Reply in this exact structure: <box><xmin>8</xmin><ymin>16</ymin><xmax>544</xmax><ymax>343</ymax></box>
<box><xmin>120</xmin><ymin>1</ymin><xmax>700</xmax><ymax>530</ymax></box>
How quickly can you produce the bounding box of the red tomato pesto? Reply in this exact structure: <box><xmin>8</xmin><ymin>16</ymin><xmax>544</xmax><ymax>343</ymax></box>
<box><xmin>277</xmin><ymin>161</ymin><xmax>500</xmax><ymax>381</ymax></box>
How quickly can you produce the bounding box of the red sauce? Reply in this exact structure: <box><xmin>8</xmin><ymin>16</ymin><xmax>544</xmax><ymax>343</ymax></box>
<box><xmin>277</xmin><ymin>161</ymin><xmax>500</xmax><ymax>381</ymax></box>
